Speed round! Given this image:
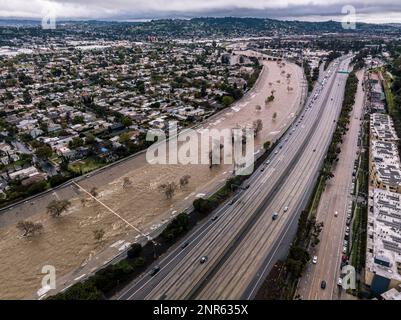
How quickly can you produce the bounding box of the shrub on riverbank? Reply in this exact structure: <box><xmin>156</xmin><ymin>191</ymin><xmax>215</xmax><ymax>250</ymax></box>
<box><xmin>161</xmin><ymin>213</ymin><xmax>189</xmax><ymax>241</ymax></box>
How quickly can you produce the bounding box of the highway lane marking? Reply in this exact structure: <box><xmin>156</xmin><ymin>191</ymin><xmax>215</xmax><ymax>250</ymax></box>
<box><xmin>204</xmin><ymin>140</ymin><xmax>322</xmax><ymax>298</ymax></box>
<box><xmin>122</xmin><ymin>59</ymin><xmax>342</xmax><ymax>299</ymax></box>
<box><xmin>244</xmin><ymin>110</ymin><xmax>337</xmax><ymax>299</ymax></box>
<box><xmin>301</xmin><ymin>64</ymin><xmax>358</xmax><ymax>299</ymax></box>
<box><xmin>122</xmin><ymin>162</ymin><xmax>273</xmax><ymax>298</ymax></box>
<box><xmin>145</xmin><ymin>180</ymin><xmax>280</xmax><ymax>298</ymax></box>
<box><xmin>74</xmin><ymin>274</ymin><xmax>86</xmax><ymax>281</ymax></box>
<box><xmin>110</xmin><ymin>240</ymin><xmax>124</xmax><ymax>248</ymax></box>
<box><xmin>217</xmin><ymin>79</ymin><xmax>342</xmax><ymax>298</ymax></box>
<box><xmin>198</xmin><ymin>107</ymin><xmax>330</xmax><ymax>298</ymax></box>
<box><xmin>244</xmin><ymin>60</ymin><xmax>350</xmax><ymax>299</ymax></box>
<box><xmin>330</xmin><ymin>78</ymin><xmax>364</xmax><ymax>300</ymax></box>
<box><xmin>305</xmin><ymin>70</ymin><xmax>349</xmax><ymax>299</ymax></box>
<box><xmin>304</xmin><ymin>108</ymin><xmax>343</xmax><ymax>299</ymax></box>
<box><xmin>245</xmin><ymin>173</ymin><xmax>311</xmax><ymax>299</ymax></box>
<box><xmin>191</xmin><ymin>142</ymin><xmax>307</xmax><ymax>281</ymax></box>
<box><xmin>122</xmin><ymin>142</ymin><xmax>295</xmax><ymax>299</ymax></box>
<box><xmin>120</xmin><ymin>198</ymin><xmax>238</xmax><ymax>300</ymax></box>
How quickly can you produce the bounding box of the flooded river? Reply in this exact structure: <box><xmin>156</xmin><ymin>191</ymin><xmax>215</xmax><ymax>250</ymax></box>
<box><xmin>0</xmin><ymin>55</ymin><xmax>304</xmax><ymax>299</ymax></box>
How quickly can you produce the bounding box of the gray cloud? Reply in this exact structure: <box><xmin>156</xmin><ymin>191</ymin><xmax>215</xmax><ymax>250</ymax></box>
<box><xmin>0</xmin><ymin>0</ymin><xmax>400</xmax><ymax>23</ymax></box>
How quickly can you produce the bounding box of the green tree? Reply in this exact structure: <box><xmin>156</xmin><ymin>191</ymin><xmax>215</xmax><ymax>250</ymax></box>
<box><xmin>193</xmin><ymin>198</ymin><xmax>218</xmax><ymax>215</ymax></box>
<box><xmin>136</xmin><ymin>80</ymin><xmax>146</xmax><ymax>94</ymax></box>
<box><xmin>69</xmin><ymin>137</ymin><xmax>84</xmax><ymax>149</ymax></box>
<box><xmin>72</xmin><ymin>115</ymin><xmax>85</xmax><ymax>125</ymax></box>
<box><xmin>161</xmin><ymin>213</ymin><xmax>189</xmax><ymax>241</ymax></box>
<box><xmin>200</xmin><ymin>84</ymin><xmax>207</xmax><ymax>97</ymax></box>
<box><xmin>22</xmin><ymin>90</ymin><xmax>32</xmax><ymax>104</ymax></box>
<box><xmin>127</xmin><ymin>243</ymin><xmax>142</xmax><ymax>259</ymax></box>
<box><xmin>286</xmin><ymin>258</ymin><xmax>304</xmax><ymax>278</ymax></box>
<box><xmin>36</xmin><ymin>145</ymin><xmax>52</xmax><ymax>159</ymax></box>
<box><xmin>119</xmin><ymin>132</ymin><xmax>131</xmax><ymax>146</ymax></box>
<box><xmin>85</xmin><ymin>133</ymin><xmax>96</xmax><ymax>145</ymax></box>
<box><xmin>263</xmin><ymin>141</ymin><xmax>271</xmax><ymax>150</ymax></box>
<box><xmin>122</xmin><ymin>117</ymin><xmax>133</xmax><ymax>127</ymax></box>
<box><xmin>222</xmin><ymin>96</ymin><xmax>234</xmax><ymax>107</ymax></box>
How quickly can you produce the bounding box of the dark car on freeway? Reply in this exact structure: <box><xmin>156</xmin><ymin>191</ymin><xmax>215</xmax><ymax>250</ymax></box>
<box><xmin>149</xmin><ymin>266</ymin><xmax>161</xmax><ymax>276</ymax></box>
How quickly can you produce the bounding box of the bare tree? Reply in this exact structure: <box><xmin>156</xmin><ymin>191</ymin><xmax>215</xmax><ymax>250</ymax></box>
<box><xmin>272</xmin><ymin>112</ymin><xmax>278</xmax><ymax>121</ymax></box>
<box><xmin>158</xmin><ymin>182</ymin><xmax>178</xmax><ymax>199</ymax></box>
<box><xmin>47</xmin><ymin>199</ymin><xmax>71</xmax><ymax>218</ymax></box>
<box><xmin>266</xmin><ymin>90</ymin><xmax>275</xmax><ymax>105</ymax></box>
<box><xmin>179</xmin><ymin>175</ymin><xmax>191</xmax><ymax>188</ymax></box>
<box><xmin>93</xmin><ymin>229</ymin><xmax>105</xmax><ymax>242</ymax></box>
<box><xmin>122</xmin><ymin>177</ymin><xmax>132</xmax><ymax>189</ymax></box>
<box><xmin>209</xmin><ymin>142</ymin><xmax>223</xmax><ymax>168</ymax></box>
<box><xmin>80</xmin><ymin>198</ymin><xmax>87</xmax><ymax>208</ymax></box>
<box><xmin>17</xmin><ymin>220</ymin><xmax>43</xmax><ymax>237</ymax></box>
<box><xmin>253</xmin><ymin>119</ymin><xmax>263</xmax><ymax>136</ymax></box>
<box><xmin>90</xmin><ymin>187</ymin><xmax>98</xmax><ymax>197</ymax></box>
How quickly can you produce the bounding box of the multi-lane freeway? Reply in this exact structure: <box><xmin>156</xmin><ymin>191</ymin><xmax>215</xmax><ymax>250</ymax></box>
<box><xmin>296</xmin><ymin>69</ymin><xmax>365</xmax><ymax>300</ymax></box>
<box><xmin>117</xmin><ymin>54</ymin><xmax>353</xmax><ymax>300</ymax></box>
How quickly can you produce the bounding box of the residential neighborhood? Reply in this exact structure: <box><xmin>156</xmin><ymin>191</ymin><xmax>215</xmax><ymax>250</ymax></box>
<box><xmin>0</xmin><ymin>41</ymin><xmax>260</xmax><ymax>205</ymax></box>
<box><xmin>1</xmin><ymin>1</ymin><xmax>401</xmax><ymax>308</ymax></box>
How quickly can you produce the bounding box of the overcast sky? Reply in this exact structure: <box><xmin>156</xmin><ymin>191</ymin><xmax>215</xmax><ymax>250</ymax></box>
<box><xmin>0</xmin><ymin>0</ymin><xmax>401</xmax><ymax>23</ymax></box>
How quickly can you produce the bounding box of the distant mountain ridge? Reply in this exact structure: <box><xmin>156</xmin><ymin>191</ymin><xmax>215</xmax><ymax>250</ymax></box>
<box><xmin>0</xmin><ymin>16</ymin><xmax>400</xmax><ymax>41</ymax></box>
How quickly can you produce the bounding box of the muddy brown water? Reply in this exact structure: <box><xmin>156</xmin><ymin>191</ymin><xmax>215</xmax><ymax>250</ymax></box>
<box><xmin>0</xmin><ymin>58</ymin><xmax>303</xmax><ymax>299</ymax></box>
